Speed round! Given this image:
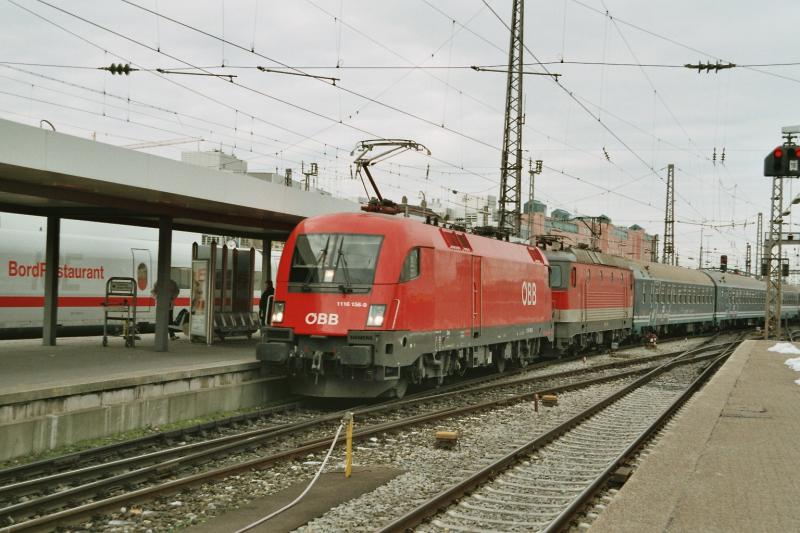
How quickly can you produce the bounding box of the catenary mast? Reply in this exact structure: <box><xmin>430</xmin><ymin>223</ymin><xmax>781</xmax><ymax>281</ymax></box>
<box><xmin>497</xmin><ymin>0</ymin><xmax>525</xmax><ymax>237</ymax></box>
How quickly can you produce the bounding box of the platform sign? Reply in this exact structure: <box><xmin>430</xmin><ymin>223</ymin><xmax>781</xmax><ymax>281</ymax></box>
<box><xmin>191</xmin><ymin>259</ymin><xmax>211</xmax><ymax>340</ymax></box>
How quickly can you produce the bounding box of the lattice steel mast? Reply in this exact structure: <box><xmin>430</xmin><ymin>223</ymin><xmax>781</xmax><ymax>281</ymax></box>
<box><xmin>497</xmin><ymin>0</ymin><xmax>525</xmax><ymax>237</ymax></box>
<box><xmin>662</xmin><ymin>164</ymin><xmax>675</xmax><ymax>265</ymax></box>
<box><xmin>756</xmin><ymin>212</ymin><xmax>763</xmax><ymax>278</ymax></box>
<box><xmin>764</xmin><ymin>175</ymin><xmax>783</xmax><ymax>339</ymax></box>
<box><xmin>745</xmin><ymin>243</ymin><xmax>752</xmax><ymax>275</ymax></box>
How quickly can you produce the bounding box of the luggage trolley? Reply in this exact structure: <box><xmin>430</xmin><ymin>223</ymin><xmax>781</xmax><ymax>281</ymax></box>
<box><xmin>102</xmin><ymin>277</ymin><xmax>138</xmax><ymax>347</ymax></box>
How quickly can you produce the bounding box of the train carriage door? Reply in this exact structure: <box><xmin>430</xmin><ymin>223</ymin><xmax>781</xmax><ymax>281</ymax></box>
<box><xmin>471</xmin><ymin>256</ymin><xmax>482</xmax><ymax>338</ymax></box>
<box><xmin>131</xmin><ymin>248</ymin><xmax>152</xmax><ymax>312</ymax></box>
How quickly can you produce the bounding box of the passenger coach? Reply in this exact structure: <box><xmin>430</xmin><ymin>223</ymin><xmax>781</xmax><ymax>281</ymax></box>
<box><xmin>629</xmin><ymin>261</ymin><xmax>716</xmax><ymax>336</ymax></box>
<box><xmin>704</xmin><ymin>270</ymin><xmax>766</xmax><ymax>328</ymax></box>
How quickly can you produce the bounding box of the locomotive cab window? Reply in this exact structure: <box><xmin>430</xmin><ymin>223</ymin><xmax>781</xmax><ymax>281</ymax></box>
<box><xmin>289</xmin><ymin>233</ymin><xmax>383</xmax><ymax>292</ymax></box>
<box><xmin>549</xmin><ymin>263</ymin><xmax>567</xmax><ymax>289</ymax></box>
<box><xmin>399</xmin><ymin>247</ymin><xmax>420</xmax><ymax>282</ymax></box>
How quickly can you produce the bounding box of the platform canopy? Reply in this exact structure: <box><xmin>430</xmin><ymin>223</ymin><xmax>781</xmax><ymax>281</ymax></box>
<box><xmin>0</xmin><ymin>118</ymin><xmax>359</xmax><ymax>239</ymax></box>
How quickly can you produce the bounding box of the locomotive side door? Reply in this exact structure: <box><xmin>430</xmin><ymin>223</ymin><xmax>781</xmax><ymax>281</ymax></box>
<box><xmin>471</xmin><ymin>256</ymin><xmax>482</xmax><ymax>338</ymax></box>
<box><xmin>131</xmin><ymin>248</ymin><xmax>152</xmax><ymax>312</ymax></box>
<box><xmin>581</xmin><ymin>267</ymin><xmax>588</xmax><ymax>323</ymax></box>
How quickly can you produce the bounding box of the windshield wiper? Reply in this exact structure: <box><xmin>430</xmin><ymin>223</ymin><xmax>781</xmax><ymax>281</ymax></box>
<box><xmin>335</xmin><ymin>248</ymin><xmax>354</xmax><ymax>293</ymax></box>
<box><xmin>302</xmin><ymin>237</ymin><xmax>330</xmax><ymax>292</ymax></box>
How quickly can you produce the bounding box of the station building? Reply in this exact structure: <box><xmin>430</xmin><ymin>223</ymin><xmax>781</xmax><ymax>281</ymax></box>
<box><xmin>521</xmin><ymin>200</ymin><xmax>657</xmax><ymax>262</ymax></box>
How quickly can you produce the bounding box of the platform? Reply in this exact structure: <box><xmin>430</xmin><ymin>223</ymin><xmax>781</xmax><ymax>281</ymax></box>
<box><xmin>590</xmin><ymin>339</ymin><xmax>800</xmax><ymax>533</ymax></box>
<box><xmin>0</xmin><ymin>334</ymin><xmax>259</xmax><ymax>403</ymax></box>
<box><xmin>0</xmin><ymin>335</ymin><xmax>287</xmax><ymax>461</ymax></box>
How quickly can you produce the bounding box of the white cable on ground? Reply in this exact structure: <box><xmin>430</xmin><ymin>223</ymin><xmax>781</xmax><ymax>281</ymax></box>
<box><xmin>233</xmin><ymin>419</ymin><xmax>347</xmax><ymax>533</ymax></box>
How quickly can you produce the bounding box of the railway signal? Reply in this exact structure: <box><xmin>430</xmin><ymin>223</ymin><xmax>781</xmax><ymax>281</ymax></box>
<box><xmin>764</xmin><ymin>144</ymin><xmax>800</xmax><ymax>177</ymax></box>
<box><xmin>762</xmin><ymin>128</ymin><xmax>800</xmax><ymax>339</ymax></box>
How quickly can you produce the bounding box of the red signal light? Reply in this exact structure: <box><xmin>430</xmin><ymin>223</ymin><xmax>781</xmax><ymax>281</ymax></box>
<box><xmin>794</xmin><ymin>147</ymin><xmax>800</xmax><ymax>158</ymax></box>
<box><xmin>775</xmin><ymin>147</ymin><xmax>784</xmax><ymax>158</ymax></box>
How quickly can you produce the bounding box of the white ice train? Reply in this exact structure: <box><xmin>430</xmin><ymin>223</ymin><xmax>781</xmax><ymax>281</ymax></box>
<box><xmin>0</xmin><ymin>216</ymin><xmax>280</xmax><ymax>338</ymax></box>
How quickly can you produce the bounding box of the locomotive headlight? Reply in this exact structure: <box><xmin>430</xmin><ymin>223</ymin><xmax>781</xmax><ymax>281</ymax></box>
<box><xmin>366</xmin><ymin>304</ymin><xmax>386</xmax><ymax>327</ymax></box>
<box><xmin>271</xmin><ymin>301</ymin><xmax>285</xmax><ymax>324</ymax></box>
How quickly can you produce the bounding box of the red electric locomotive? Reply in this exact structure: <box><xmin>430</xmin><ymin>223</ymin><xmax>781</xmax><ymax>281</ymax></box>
<box><xmin>545</xmin><ymin>249</ymin><xmax>634</xmax><ymax>353</ymax></box>
<box><xmin>258</xmin><ymin>212</ymin><xmax>553</xmax><ymax>398</ymax></box>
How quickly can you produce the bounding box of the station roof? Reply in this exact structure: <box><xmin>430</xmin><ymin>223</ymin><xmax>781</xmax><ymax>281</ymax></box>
<box><xmin>0</xmin><ymin>119</ymin><xmax>360</xmax><ymax>239</ymax></box>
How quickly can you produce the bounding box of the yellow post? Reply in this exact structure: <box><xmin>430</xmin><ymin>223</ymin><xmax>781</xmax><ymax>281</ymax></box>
<box><xmin>345</xmin><ymin>412</ymin><xmax>354</xmax><ymax>478</ymax></box>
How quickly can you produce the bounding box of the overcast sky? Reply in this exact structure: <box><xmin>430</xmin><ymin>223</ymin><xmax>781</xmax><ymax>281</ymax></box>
<box><xmin>2</xmin><ymin>0</ymin><xmax>799</xmax><ymax>269</ymax></box>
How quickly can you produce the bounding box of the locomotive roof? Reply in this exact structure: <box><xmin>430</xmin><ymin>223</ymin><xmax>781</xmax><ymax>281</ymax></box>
<box><xmin>702</xmin><ymin>270</ymin><xmax>766</xmax><ymax>290</ymax></box>
<box><xmin>543</xmin><ymin>248</ymin><xmax>631</xmax><ymax>269</ymax></box>
<box><xmin>293</xmin><ymin>212</ymin><xmax>549</xmax><ymax>265</ymax></box>
<box><xmin>543</xmin><ymin>248</ymin><xmax>714</xmax><ymax>285</ymax></box>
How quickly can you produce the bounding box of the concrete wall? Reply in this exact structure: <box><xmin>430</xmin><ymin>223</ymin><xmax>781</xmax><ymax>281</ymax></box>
<box><xmin>0</xmin><ymin>366</ymin><xmax>287</xmax><ymax>462</ymax></box>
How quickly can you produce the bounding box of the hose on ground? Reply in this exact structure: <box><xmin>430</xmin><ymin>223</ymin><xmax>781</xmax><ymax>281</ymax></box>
<box><xmin>233</xmin><ymin>418</ymin><xmax>348</xmax><ymax>533</ymax></box>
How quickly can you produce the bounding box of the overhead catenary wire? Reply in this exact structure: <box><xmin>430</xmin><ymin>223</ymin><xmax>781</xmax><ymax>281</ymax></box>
<box><xmin>5</xmin><ymin>0</ymin><xmax>755</xmax><ymax>262</ymax></box>
<box><xmin>12</xmin><ymin>0</ymin><xmax>682</xmax><ymax>219</ymax></box>
<box><xmin>480</xmin><ymin>0</ymin><xmax>707</xmax><ymax>221</ymax></box>
<box><xmin>569</xmin><ymin>0</ymin><xmax>800</xmax><ymax>86</ymax></box>
<box><xmin>117</xmin><ymin>0</ymin><xmax>502</xmax><ymax>153</ymax></box>
<box><xmin>6</xmin><ymin>0</ymin><xmax>351</xmax><ymax>159</ymax></box>
<box><xmin>27</xmin><ymin>0</ymin><xmax>507</xmax><ymax>189</ymax></box>
<box><xmin>0</xmin><ymin>64</ymin><xmax>350</xmax><ymax>166</ymax></box>
<box><xmin>1</xmin><ymin>23</ymin><xmax>716</xmax><ymax>182</ymax></box>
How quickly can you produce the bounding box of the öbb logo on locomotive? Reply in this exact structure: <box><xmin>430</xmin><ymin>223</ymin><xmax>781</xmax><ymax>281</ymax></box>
<box><xmin>521</xmin><ymin>280</ymin><xmax>537</xmax><ymax>306</ymax></box>
<box><xmin>304</xmin><ymin>312</ymin><xmax>340</xmax><ymax>325</ymax></box>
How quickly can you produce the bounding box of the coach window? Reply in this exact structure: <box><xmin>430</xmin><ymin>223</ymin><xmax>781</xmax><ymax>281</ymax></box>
<box><xmin>399</xmin><ymin>247</ymin><xmax>420</xmax><ymax>282</ymax></box>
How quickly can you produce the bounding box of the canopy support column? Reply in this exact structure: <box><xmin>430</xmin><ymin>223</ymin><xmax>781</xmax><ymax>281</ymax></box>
<box><xmin>42</xmin><ymin>216</ymin><xmax>60</xmax><ymax>346</ymax></box>
<box><xmin>154</xmin><ymin>217</ymin><xmax>173</xmax><ymax>352</ymax></box>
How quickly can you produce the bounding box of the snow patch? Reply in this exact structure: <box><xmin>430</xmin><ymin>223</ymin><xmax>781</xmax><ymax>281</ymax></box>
<box><xmin>767</xmin><ymin>342</ymin><xmax>800</xmax><ymax>355</ymax></box>
<box><xmin>785</xmin><ymin>357</ymin><xmax>800</xmax><ymax>372</ymax></box>
<box><xmin>767</xmin><ymin>345</ymin><xmax>800</xmax><ymax>386</ymax></box>
<box><xmin>783</xmin><ymin>356</ymin><xmax>800</xmax><ymax>386</ymax></box>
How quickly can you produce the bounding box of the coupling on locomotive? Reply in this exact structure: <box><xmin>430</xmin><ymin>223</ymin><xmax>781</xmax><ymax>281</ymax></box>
<box><xmin>258</xmin><ymin>212</ymin><xmax>800</xmax><ymax>399</ymax></box>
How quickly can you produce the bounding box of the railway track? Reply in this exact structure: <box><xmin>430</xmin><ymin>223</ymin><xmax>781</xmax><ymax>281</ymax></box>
<box><xmin>0</xmin><ymin>334</ymin><xmax>709</xmax><ymax>487</ymax></box>
<box><xmin>376</xmin><ymin>337</ymin><xmax>741</xmax><ymax>533</ymax></box>
<box><xmin>0</xmin><ymin>337</ymin><xmax>727</xmax><ymax>531</ymax></box>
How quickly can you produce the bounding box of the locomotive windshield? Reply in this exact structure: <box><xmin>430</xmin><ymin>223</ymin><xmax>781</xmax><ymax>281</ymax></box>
<box><xmin>289</xmin><ymin>233</ymin><xmax>383</xmax><ymax>292</ymax></box>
